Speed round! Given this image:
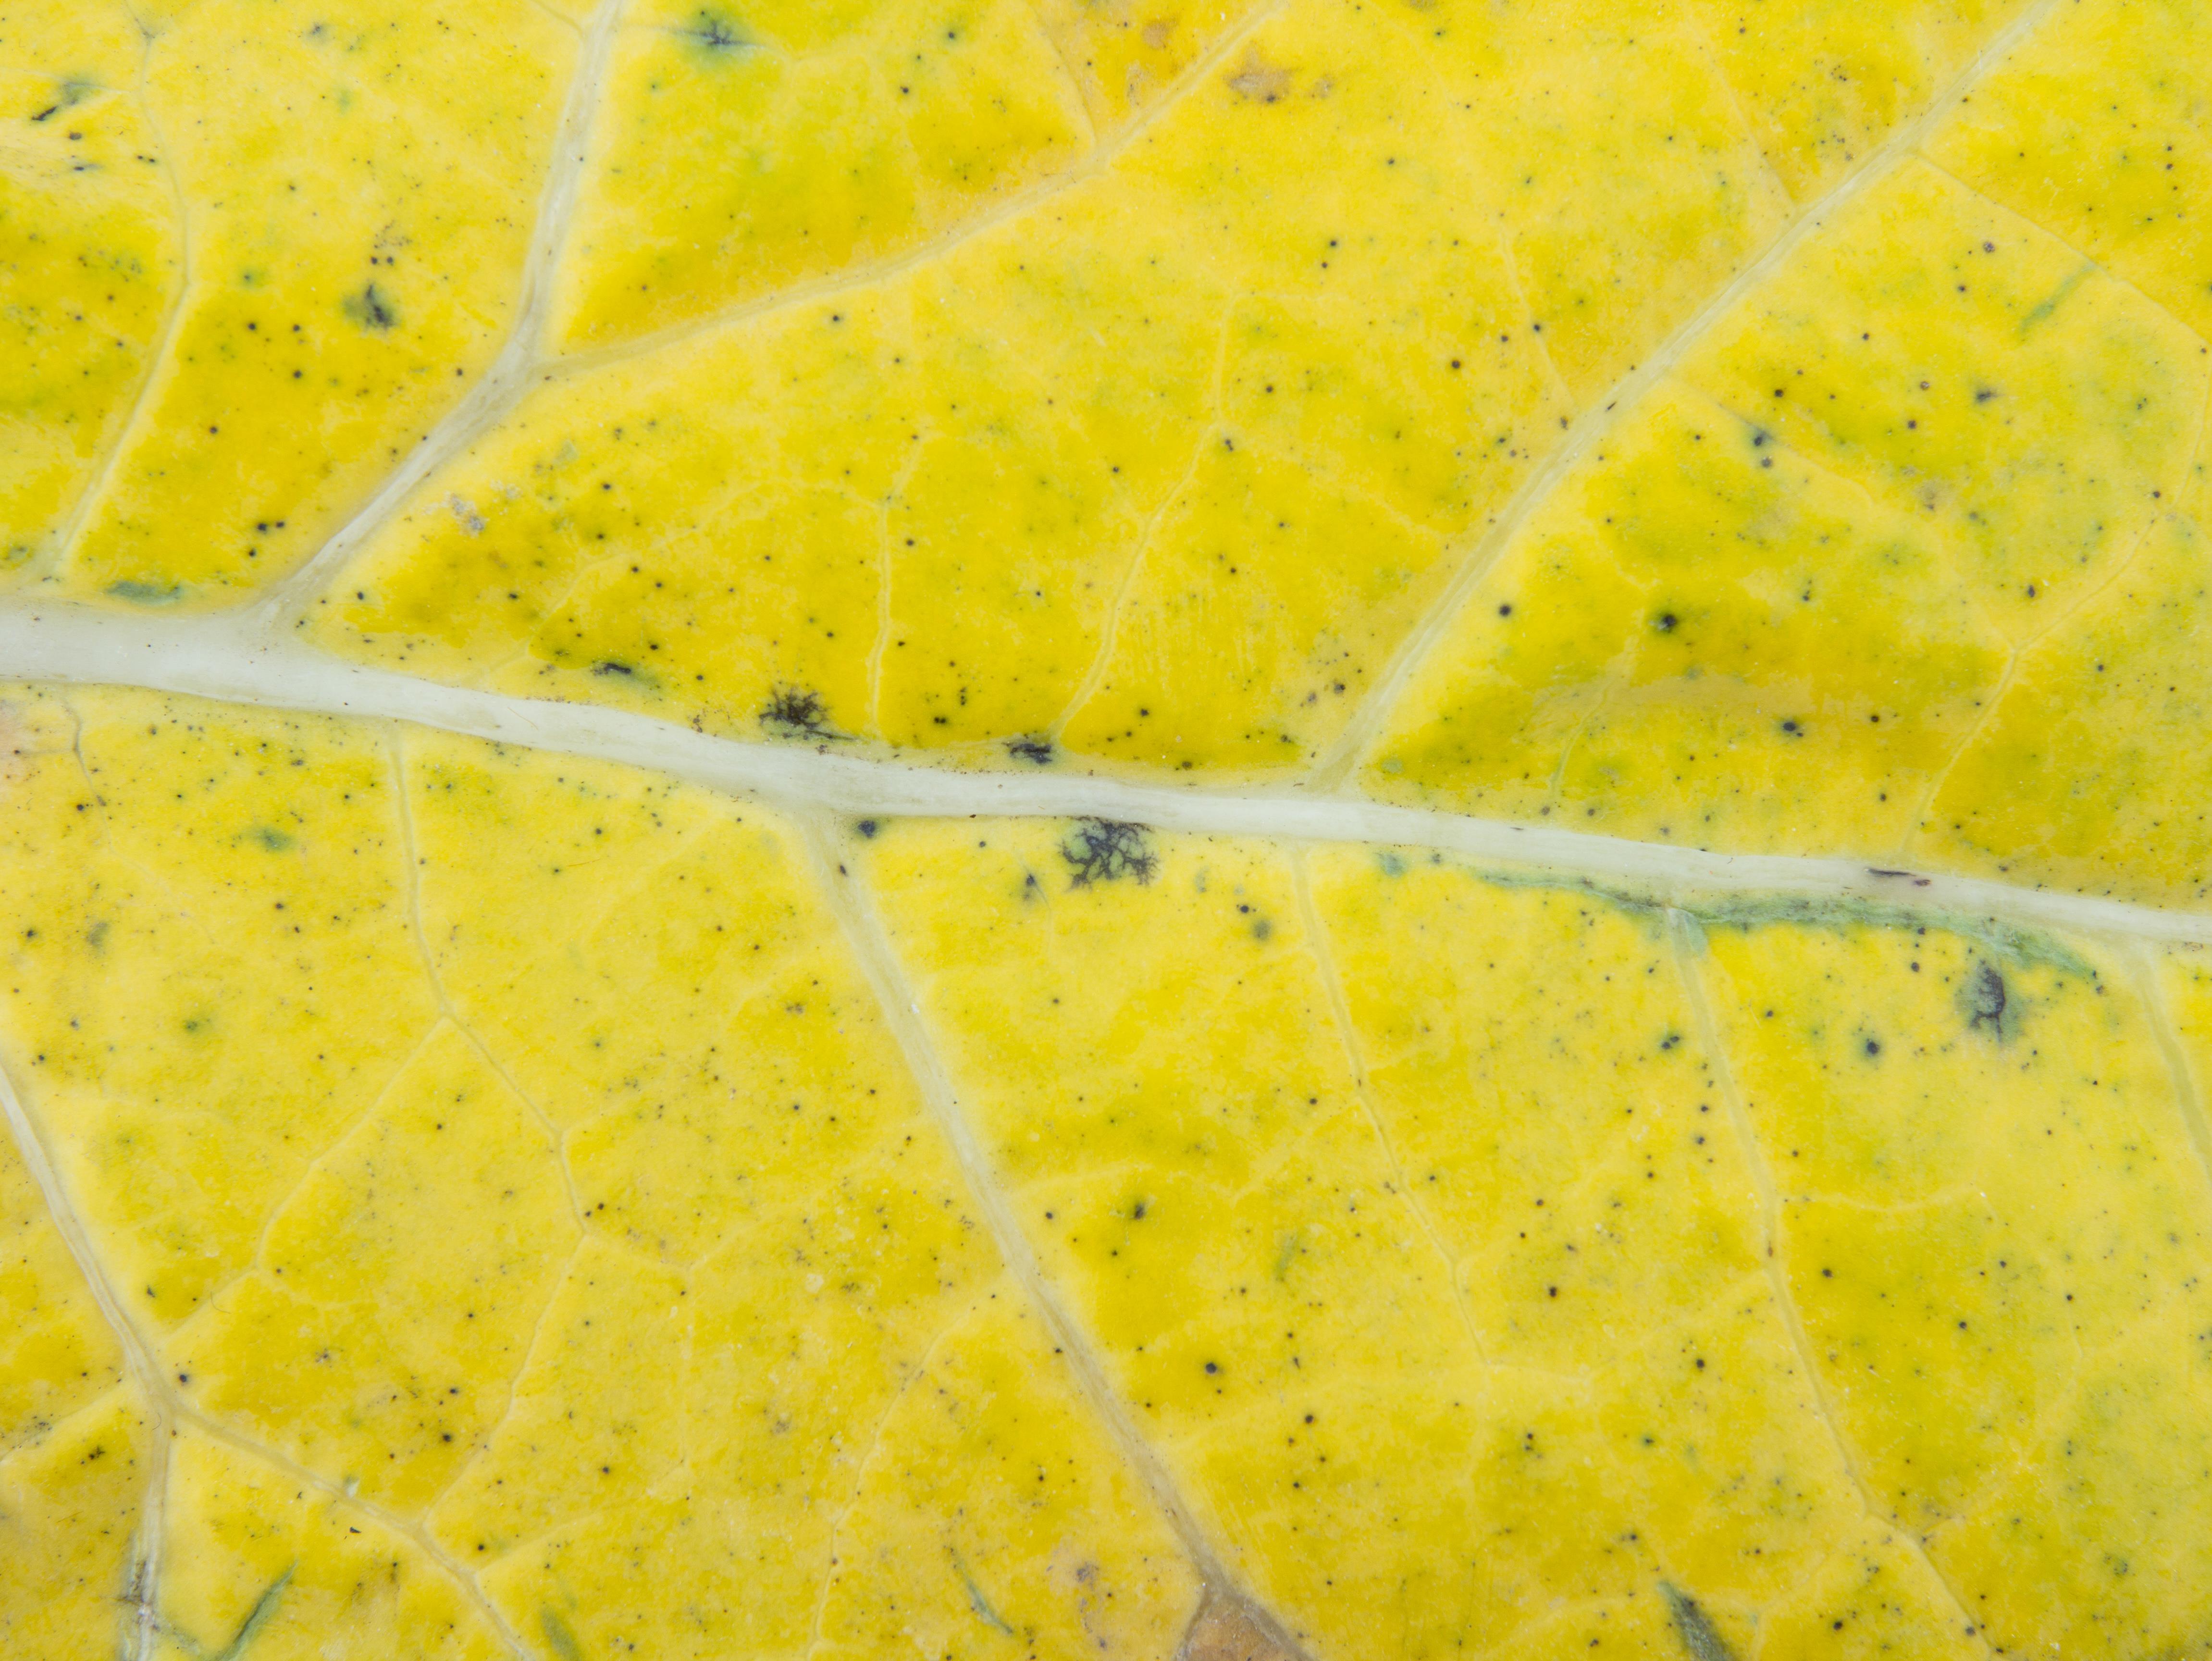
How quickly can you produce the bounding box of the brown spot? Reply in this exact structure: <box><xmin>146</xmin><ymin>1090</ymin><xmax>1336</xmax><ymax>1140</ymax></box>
<box><xmin>1141</xmin><ymin>17</ymin><xmax>1176</xmax><ymax>49</ymax></box>
<box><xmin>1225</xmin><ymin>47</ymin><xmax>1293</xmax><ymax>103</ymax></box>
<box><xmin>1179</xmin><ymin>1585</ymin><xmax>1301</xmax><ymax>1661</ymax></box>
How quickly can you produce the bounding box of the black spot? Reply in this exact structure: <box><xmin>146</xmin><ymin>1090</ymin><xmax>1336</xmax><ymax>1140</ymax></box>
<box><xmin>342</xmin><ymin>282</ymin><xmax>399</xmax><ymax>331</ymax></box>
<box><xmin>1062</xmin><ymin>819</ymin><xmax>1157</xmax><ymax>888</ymax></box>
<box><xmin>1006</xmin><ymin>735</ymin><xmax>1055</xmax><ymax>765</ymax></box>
<box><xmin>1661</xmin><ymin>1583</ymin><xmax>1738</xmax><ymax>1661</ymax></box>
<box><xmin>1654</xmin><ymin>611</ymin><xmax>1678</xmax><ymax>633</ymax></box>
<box><xmin>1863</xmin><ymin>1037</ymin><xmax>1880</xmax><ymax>1056</ymax></box>
<box><xmin>760</xmin><ymin>686</ymin><xmax>843</xmax><ymax>741</ymax></box>
<box><xmin>856</xmin><ymin>819</ymin><xmax>878</xmax><ymax>839</ymax></box>
<box><xmin>591</xmin><ymin>659</ymin><xmax>634</xmax><ymax>676</ymax></box>
<box><xmin>1965</xmin><ymin>962</ymin><xmax>2008</xmax><ymax>1035</ymax></box>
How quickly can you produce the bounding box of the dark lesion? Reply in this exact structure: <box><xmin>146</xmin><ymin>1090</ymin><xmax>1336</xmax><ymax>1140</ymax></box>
<box><xmin>29</xmin><ymin>75</ymin><xmax>96</xmax><ymax>124</ymax></box>
<box><xmin>683</xmin><ymin>9</ymin><xmax>752</xmax><ymax>50</ymax></box>
<box><xmin>759</xmin><ymin>685</ymin><xmax>844</xmax><ymax>742</ymax></box>
<box><xmin>1006</xmin><ymin>734</ymin><xmax>1056</xmax><ymax>765</ymax></box>
<box><xmin>1062</xmin><ymin>818</ymin><xmax>1156</xmax><ymax>888</ymax></box>
<box><xmin>1961</xmin><ymin>960</ymin><xmax>2011</xmax><ymax>1038</ymax></box>
<box><xmin>341</xmin><ymin>281</ymin><xmax>399</xmax><ymax>332</ymax></box>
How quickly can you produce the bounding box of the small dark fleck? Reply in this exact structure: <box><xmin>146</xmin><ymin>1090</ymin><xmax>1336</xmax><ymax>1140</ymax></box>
<box><xmin>856</xmin><ymin>819</ymin><xmax>878</xmax><ymax>838</ymax></box>
<box><xmin>1654</xmin><ymin>611</ymin><xmax>1678</xmax><ymax>633</ymax></box>
<box><xmin>591</xmin><ymin>659</ymin><xmax>634</xmax><ymax>677</ymax></box>
<box><xmin>1006</xmin><ymin>735</ymin><xmax>1055</xmax><ymax>765</ymax></box>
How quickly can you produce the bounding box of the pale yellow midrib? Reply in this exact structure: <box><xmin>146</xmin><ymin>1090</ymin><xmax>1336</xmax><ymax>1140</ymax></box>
<box><xmin>0</xmin><ymin>603</ymin><xmax>2207</xmax><ymax>948</ymax></box>
<box><xmin>1</xmin><ymin>5</ymin><xmax>2188</xmax><ymax>1656</ymax></box>
<box><xmin>13</xmin><ymin>0</ymin><xmax>2139</xmax><ymax>955</ymax></box>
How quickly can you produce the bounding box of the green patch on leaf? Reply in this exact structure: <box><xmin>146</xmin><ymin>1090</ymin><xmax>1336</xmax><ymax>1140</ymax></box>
<box><xmin>951</xmin><ymin>1551</ymin><xmax>1014</xmax><ymax>1636</ymax></box>
<box><xmin>1660</xmin><ymin>1583</ymin><xmax>1736</xmax><ymax>1661</ymax></box>
<box><xmin>539</xmin><ymin>1607</ymin><xmax>585</xmax><ymax>1661</ymax></box>
<box><xmin>106</xmin><ymin>579</ymin><xmax>185</xmax><ymax>606</ymax></box>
